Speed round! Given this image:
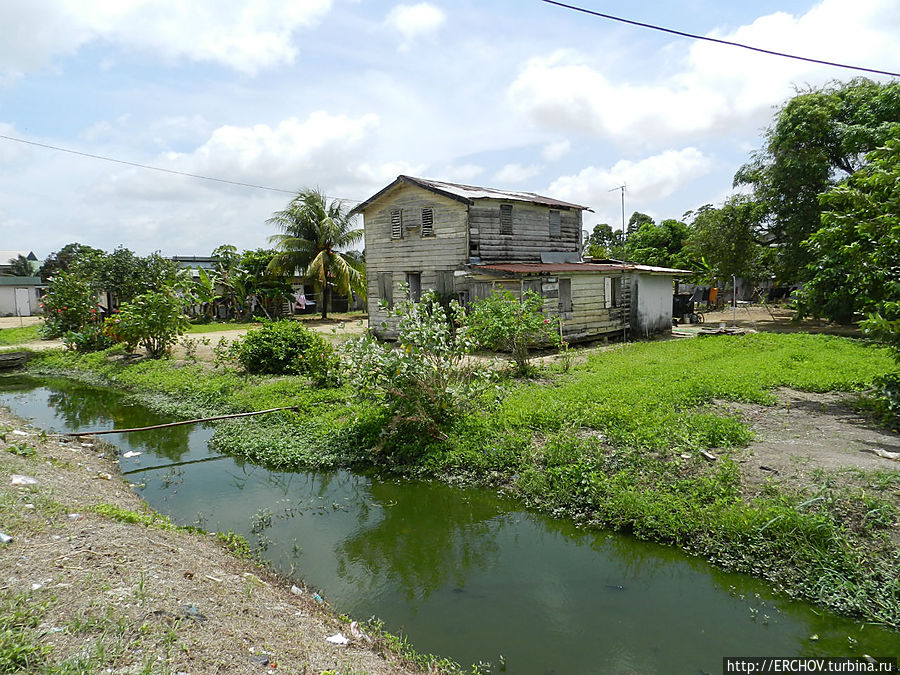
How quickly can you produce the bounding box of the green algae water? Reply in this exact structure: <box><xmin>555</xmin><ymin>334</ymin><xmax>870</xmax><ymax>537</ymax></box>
<box><xmin>1</xmin><ymin>374</ymin><xmax>897</xmax><ymax>673</ymax></box>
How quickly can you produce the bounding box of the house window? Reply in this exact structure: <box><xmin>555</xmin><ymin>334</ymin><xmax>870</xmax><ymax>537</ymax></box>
<box><xmin>379</xmin><ymin>272</ymin><xmax>393</xmax><ymax>308</ymax></box>
<box><xmin>549</xmin><ymin>210</ymin><xmax>561</xmax><ymax>238</ymax></box>
<box><xmin>523</xmin><ymin>278</ymin><xmax>542</xmax><ymax>298</ymax></box>
<box><xmin>611</xmin><ymin>276</ymin><xmax>623</xmax><ymax>307</ymax></box>
<box><xmin>406</xmin><ymin>272</ymin><xmax>421</xmax><ymax>302</ymax></box>
<box><xmin>558</xmin><ymin>278</ymin><xmax>572</xmax><ymax>313</ymax></box>
<box><xmin>390</xmin><ymin>209</ymin><xmax>402</xmax><ymax>239</ymax></box>
<box><xmin>421</xmin><ymin>208</ymin><xmax>434</xmax><ymax>237</ymax></box>
<box><xmin>605</xmin><ymin>276</ymin><xmax>624</xmax><ymax>308</ymax></box>
<box><xmin>500</xmin><ymin>204</ymin><xmax>513</xmax><ymax>235</ymax></box>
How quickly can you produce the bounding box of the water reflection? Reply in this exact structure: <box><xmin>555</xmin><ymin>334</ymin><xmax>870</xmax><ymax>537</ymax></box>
<box><xmin>2</xmin><ymin>374</ymin><xmax>899</xmax><ymax>675</ymax></box>
<box><xmin>336</xmin><ymin>480</ymin><xmax>507</xmax><ymax>601</ymax></box>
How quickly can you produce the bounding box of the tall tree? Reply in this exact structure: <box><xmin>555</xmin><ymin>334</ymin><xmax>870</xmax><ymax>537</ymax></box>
<box><xmin>796</xmin><ymin>136</ymin><xmax>900</xmax><ymax>327</ymax></box>
<box><xmin>38</xmin><ymin>243</ymin><xmax>104</xmax><ymax>281</ymax></box>
<box><xmin>583</xmin><ymin>223</ymin><xmax>625</xmax><ymax>259</ymax></box>
<box><xmin>267</xmin><ymin>189</ymin><xmax>365</xmax><ymax>319</ymax></box>
<box><xmin>734</xmin><ymin>78</ymin><xmax>900</xmax><ymax>282</ymax></box>
<box><xmin>621</xmin><ymin>216</ymin><xmax>692</xmax><ymax>269</ymax></box>
<box><xmin>685</xmin><ymin>196</ymin><xmax>770</xmax><ymax>283</ymax></box>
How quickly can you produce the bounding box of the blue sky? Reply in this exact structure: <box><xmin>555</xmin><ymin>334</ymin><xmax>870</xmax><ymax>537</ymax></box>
<box><xmin>1</xmin><ymin>0</ymin><xmax>898</xmax><ymax>258</ymax></box>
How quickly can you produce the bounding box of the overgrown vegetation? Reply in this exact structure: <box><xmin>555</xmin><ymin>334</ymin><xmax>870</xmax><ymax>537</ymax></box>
<box><xmin>229</xmin><ymin>319</ymin><xmax>340</xmax><ymax>385</ymax></box>
<box><xmin>467</xmin><ymin>289</ymin><xmax>560</xmax><ymax>373</ymax></box>
<box><xmin>343</xmin><ymin>291</ymin><xmax>494</xmax><ymax>456</ymax></box>
<box><xmin>23</xmin><ymin>332</ymin><xmax>900</xmax><ymax>627</ymax></box>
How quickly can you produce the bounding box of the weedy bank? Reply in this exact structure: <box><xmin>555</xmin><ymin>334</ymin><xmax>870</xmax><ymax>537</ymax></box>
<box><xmin>23</xmin><ymin>332</ymin><xmax>900</xmax><ymax>628</ymax></box>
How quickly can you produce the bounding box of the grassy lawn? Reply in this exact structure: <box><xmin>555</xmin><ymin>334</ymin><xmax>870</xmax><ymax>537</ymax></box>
<box><xmin>0</xmin><ymin>325</ymin><xmax>41</xmax><ymax>346</ymax></box>
<box><xmin>24</xmin><ymin>332</ymin><xmax>900</xmax><ymax>627</ymax></box>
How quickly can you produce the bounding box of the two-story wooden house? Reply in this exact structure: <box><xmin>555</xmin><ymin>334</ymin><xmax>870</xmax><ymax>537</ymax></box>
<box><xmin>350</xmin><ymin>175</ymin><xmax>687</xmax><ymax>341</ymax></box>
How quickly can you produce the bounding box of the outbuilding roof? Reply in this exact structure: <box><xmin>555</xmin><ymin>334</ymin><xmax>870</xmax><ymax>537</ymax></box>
<box><xmin>473</xmin><ymin>262</ymin><xmax>693</xmax><ymax>276</ymax></box>
<box><xmin>348</xmin><ymin>175</ymin><xmax>592</xmax><ymax>216</ymax></box>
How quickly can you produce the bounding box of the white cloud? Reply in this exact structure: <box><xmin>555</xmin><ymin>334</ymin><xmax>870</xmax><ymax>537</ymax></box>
<box><xmin>436</xmin><ymin>164</ymin><xmax>484</xmax><ymax>183</ymax></box>
<box><xmin>548</xmin><ymin>148</ymin><xmax>712</xmax><ymax>213</ymax></box>
<box><xmin>541</xmin><ymin>140</ymin><xmax>570</xmax><ymax>162</ymax></box>
<box><xmin>493</xmin><ymin>163</ymin><xmax>541</xmax><ymax>184</ymax></box>
<box><xmin>508</xmin><ymin>0</ymin><xmax>900</xmax><ymax>146</ymax></box>
<box><xmin>0</xmin><ymin>0</ymin><xmax>333</xmax><ymax>76</ymax></box>
<box><xmin>385</xmin><ymin>3</ymin><xmax>446</xmax><ymax>49</ymax></box>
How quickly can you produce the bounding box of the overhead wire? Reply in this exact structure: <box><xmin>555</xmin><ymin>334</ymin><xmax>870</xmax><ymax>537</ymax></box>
<box><xmin>0</xmin><ymin>133</ymin><xmax>363</xmax><ymax>203</ymax></box>
<box><xmin>538</xmin><ymin>0</ymin><xmax>900</xmax><ymax>78</ymax></box>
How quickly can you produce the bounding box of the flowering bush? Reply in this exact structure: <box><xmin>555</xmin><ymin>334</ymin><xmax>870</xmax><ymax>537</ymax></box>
<box><xmin>104</xmin><ymin>291</ymin><xmax>189</xmax><ymax>358</ymax></box>
<box><xmin>342</xmin><ymin>290</ymin><xmax>494</xmax><ymax>448</ymax></box>
<box><xmin>467</xmin><ymin>289</ymin><xmax>561</xmax><ymax>373</ymax></box>
<box><xmin>40</xmin><ymin>271</ymin><xmax>99</xmax><ymax>337</ymax></box>
<box><xmin>229</xmin><ymin>319</ymin><xmax>340</xmax><ymax>385</ymax></box>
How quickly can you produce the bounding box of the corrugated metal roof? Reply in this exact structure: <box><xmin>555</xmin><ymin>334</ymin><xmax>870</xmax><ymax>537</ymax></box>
<box><xmin>0</xmin><ymin>276</ymin><xmax>42</xmax><ymax>286</ymax></box>
<box><xmin>349</xmin><ymin>175</ymin><xmax>592</xmax><ymax>216</ymax></box>
<box><xmin>473</xmin><ymin>262</ymin><xmax>693</xmax><ymax>276</ymax></box>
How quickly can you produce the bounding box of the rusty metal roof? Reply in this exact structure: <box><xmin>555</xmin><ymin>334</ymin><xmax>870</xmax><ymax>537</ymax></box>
<box><xmin>348</xmin><ymin>175</ymin><xmax>592</xmax><ymax>216</ymax></box>
<box><xmin>473</xmin><ymin>262</ymin><xmax>693</xmax><ymax>276</ymax></box>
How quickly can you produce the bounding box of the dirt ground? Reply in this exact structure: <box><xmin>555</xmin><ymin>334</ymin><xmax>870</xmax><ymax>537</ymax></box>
<box><xmin>678</xmin><ymin>304</ymin><xmax>863</xmax><ymax>337</ymax></box>
<box><xmin>0</xmin><ymin>406</ymin><xmax>423</xmax><ymax>674</ymax></box>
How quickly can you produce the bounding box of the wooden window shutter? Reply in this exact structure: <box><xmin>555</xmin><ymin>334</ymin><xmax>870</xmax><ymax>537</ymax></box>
<box><xmin>421</xmin><ymin>208</ymin><xmax>434</xmax><ymax>237</ymax></box>
<box><xmin>379</xmin><ymin>272</ymin><xmax>393</xmax><ymax>308</ymax></box>
<box><xmin>549</xmin><ymin>210</ymin><xmax>561</xmax><ymax>238</ymax></box>
<box><xmin>499</xmin><ymin>204</ymin><xmax>513</xmax><ymax>235</ymax></box>
<box><xmin>559</xmin><ymin>278</ymin><xmax>572</xmax><ymax>313</ymax></box>
<box><xmin>390</xmin><ymin>209</ymin><xmax>402</xmax><ymax>239</ymax></box>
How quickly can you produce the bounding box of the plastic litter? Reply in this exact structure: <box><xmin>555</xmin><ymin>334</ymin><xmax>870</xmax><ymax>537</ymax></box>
<box><xmin>81</xmin><ymin>443</ymin><xmax>94</xmax><ymax>448</ymax></box>
<box><xmin>0</xmin><ymin>532</ymin><xmax>12</xmax><ymax>545</ymax></box>
<box><xmin>123</xmin><ymin>451</ymin><xmax>142</xmax><ymax>458</ymax></box>
<box><xmin>290</xmin><ymin>585</ymin><xmax>303</xmax><ymax>596</ymax></box>
<box><xmin>10</xmin><ymin>475</ymin><xmax>38</xmax><ymax>486</ymax></box>
<box><xmin>12</xmin><ymin>430</ymin><xmax>28</xmax><ymax>436</ymax></box>
<box><xmin>325</xmin><ymin>633</ymin><xmax>349</xmax><ymax>645</ymax></box>
<box><xmin>313</xmin><ymin>593</ymin><xmax>324</xmax><ymax>604</ymax></box>
<box><xmin>349</xmin><ymin>620</ymin><xmax>371</xmax><ymax>642</ymax></box>
<box><xmin>95</xmin><ymin>473</ymin><xmax>113</xmax><ymax>480</ymax></box>
<box><xmin>67</xmin><ymin>513</ymin><xmax>85</xmax><ymax>521</ymax></box>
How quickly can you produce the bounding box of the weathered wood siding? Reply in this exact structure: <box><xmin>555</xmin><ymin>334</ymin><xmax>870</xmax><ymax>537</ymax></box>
<box><xmin>466</xmin><ymin>271</ymin><xmax>632</xmax><ymax>342</ymax></box>
<box><xmin>363</xmin><ymin>184</ymin><xmax>469</xmax><ymax>336</ymax></box>
<box><xmin>470</xmin><ymin>199</ymin><xmax>581</xmax><ymax>263</ymax></box>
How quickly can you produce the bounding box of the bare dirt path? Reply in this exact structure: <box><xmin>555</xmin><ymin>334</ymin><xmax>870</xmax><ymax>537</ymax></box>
<box><xmin>0</xmin><ymin>406</ymin><xmax>423</xmax><ymax>674</ymax></box>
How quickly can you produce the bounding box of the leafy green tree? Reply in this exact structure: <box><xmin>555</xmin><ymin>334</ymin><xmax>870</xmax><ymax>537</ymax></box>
<box><xmin>468</xmin><ymin>290</ymin><xmax>561</xmax><ymax>373</ymax></box>
<box><xmin>38</xmin><ymin>243</ymin><xmax>104</xmax><ymax>281</ymax></box>
<box><xmin>735</xmin><ymin>78</ymin><xmax>900</xmax><ymax>282</ymax></box>
<box><xmin>685</xmin><ymin>196</ymin><xmax>770</xmax><ymax>283</ymax></box>
<box><xmin>583</xmin><ymin>223</ymin><xmax>625</xmax><ymax>259</ymax></box>
<box><xmin>88</xmin><ymin>247</ymin><xmax>184</xmax><ymax>303</ymax></box>
<box><xmin>40</xmin><ymin>271</ymin><xmax>99</xmax><ymax>337</ymax></box>
<box><xmin>621</xmin><ymin>218</ymin><xmax>692</xmax><ymax>269</ymax></box>
<box><xmin>267</xmin><ymin>189</ymin><xmax>365</xmax><ymax>319</ymax></box>
<box><xmin>796</xmin><ymin>137</ymin><xmax>900</xmax><ymax>327</ymax></box>
<box><xmin>627</xmin><ymin>211</ymin><xmax>654</xmax><ymax>235</ymax></box>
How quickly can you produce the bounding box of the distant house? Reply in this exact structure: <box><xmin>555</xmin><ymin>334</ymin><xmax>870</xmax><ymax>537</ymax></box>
<box><xmin>0</xmin><ymin>277</ymin><xmax>42</xmax><ymax>317</ymax></box>
<box><xmin>350</xmin><ymin>175</ymin><xmax>688</xmax><ymax>341</ymax></box>
<box><xmin>0</xmin><ymin>251</ymin><xmax>39</xmax><ymax>276</ymax></box>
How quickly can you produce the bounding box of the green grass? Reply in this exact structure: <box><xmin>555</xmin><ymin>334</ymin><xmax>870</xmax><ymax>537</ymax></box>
<box><xmin>24</xmin><ymin>332</ymin><xmax>900</xmax><ymax>627</ymax></box>
<box><xmin>0</xmin><ymin>324</ymin><xmax>41</xmax><ymax>345</ymax></box>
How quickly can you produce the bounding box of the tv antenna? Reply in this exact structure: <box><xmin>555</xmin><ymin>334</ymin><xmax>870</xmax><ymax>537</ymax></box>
<box><xmin>608</xmin><ymin>184</ymin><xmax>626</xmax><ymax>234</ymax></box>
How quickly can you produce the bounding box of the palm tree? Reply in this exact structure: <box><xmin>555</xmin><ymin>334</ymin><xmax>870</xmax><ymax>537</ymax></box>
<box><xmin>267</xmin><ymin>189</ymin><xmax>365</xmax><ymax>320</ymax></box>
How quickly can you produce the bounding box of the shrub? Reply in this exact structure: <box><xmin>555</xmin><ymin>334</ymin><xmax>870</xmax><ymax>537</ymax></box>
<box><xmin>342</xmin><ymin>291</ymin><xmax>495</xmax><ymax>450</ymax></box>
<box><xmin>229</xmin><ymin>319</ymin><xmax>340</xmax><ymax>384</ymax></box>
<box><xmin>62</xmin><ymin>322</ymin><xmax>114</xmax><ymax>353</ymax></box>
<box><xmin>40</xmin><ymin>271</ymin><xmax>100</xmax><ymax>337</ymax></box>
<box><xmin>468</xmin><ymin>289</ymin><xmax>561</xmax><ymax>373</ymax></box>
<box><xmin>104</xmin><ymin>291</ymin><xmax>189</xmax><ymax>358</ymax></box>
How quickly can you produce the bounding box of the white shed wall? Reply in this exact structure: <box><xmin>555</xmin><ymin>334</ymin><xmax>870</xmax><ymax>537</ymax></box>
<box><xmin>631</xmin><ymin>274</ymin><xmax>673</xmax><ymax>337</ymax></box>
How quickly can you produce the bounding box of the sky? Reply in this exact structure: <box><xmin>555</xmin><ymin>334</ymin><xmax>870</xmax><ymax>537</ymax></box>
<box><xmin>0</xmin><ymin>0</ymin><xmax>898</xmax><ymax>259</ymax></box>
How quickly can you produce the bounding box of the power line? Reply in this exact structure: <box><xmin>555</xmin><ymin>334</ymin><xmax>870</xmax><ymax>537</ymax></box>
<box><xmin>0</xmin><ymin>133</ymin><xmax>362</xmax><ymax>203</ymax></box>
<box><xmin>539</xmin><ymin>0</ymin><xmax>900</xmax><ymax>78</ymax></box>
